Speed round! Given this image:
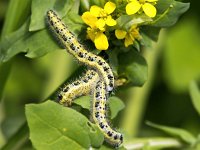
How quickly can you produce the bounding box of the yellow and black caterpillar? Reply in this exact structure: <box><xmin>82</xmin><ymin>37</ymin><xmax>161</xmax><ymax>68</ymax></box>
<box><xmin>46</xmin><ymin>10</ymin><xmax>123</xmax><ymax>147</ymax></box>
<box><xmin>47</xmin><ymin>10</ymin><xmax>114</xmax><ymax>92</ymax></box>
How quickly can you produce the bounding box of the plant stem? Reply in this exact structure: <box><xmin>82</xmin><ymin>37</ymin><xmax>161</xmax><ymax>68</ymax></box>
<box><xmin>0</xmin><ymin>0</ymin><xmax>31</xmax><ymax>100</ymax></box>
<box><xmin>1</xmin><ymin>0</ymin><xmax>31</xmax><ymax>39</ymax></box>
<box><xmin>1</xmin><ymin>123</ymin><xmax>29</xmax><ymax>150</ymax></box>
<box><xmin>0</xmin><ymin>0</ymin><xmax>31</xmax><ymax>148</ymax></box>
<box><xmin>124</xmin><ymin>137</ymin><xmax>183</xmax><ymax>149</ymax></box>
<box><xmin>121</xmin><ymin>31</ymin><xmax>165</xmax><ymax>136</ymax></box>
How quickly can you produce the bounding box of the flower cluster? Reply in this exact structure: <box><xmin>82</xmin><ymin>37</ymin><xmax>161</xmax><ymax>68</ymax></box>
<box><xmin>81</xmin><ymin>1</ymin><xmax>158</xmax><ymax>50</ymax></box>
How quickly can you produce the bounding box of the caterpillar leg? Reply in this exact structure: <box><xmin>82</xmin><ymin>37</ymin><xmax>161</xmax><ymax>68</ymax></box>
<box><xmin>92</xmin><ymin>80</ymin><xmax>123</xmax><ymax>147</ymax></box>
<box><xmin>58</xmin><ymin>70</ymin><xmax>98</xmax><ymax>106</ymax></box>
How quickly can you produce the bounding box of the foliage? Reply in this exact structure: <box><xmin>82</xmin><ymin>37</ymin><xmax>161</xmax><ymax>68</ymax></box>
<box><xmin>0</xmin><ymin>0</ymin><xmax>197</xmax><ymax>150</ymax></box>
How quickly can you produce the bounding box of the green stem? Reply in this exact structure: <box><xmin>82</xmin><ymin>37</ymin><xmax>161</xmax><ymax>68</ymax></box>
<box><xmin>124</xmin><ymin>137</ymin><xmax>183</xmax><ymax>149</ymax></box>
<box><xmin>121</xmin><ymin>31</ymin><xmax>165</xmax><ymax>136</ymax></box>
<box><xmin>1</xmin><ymin>123</ymin><xmax>29</xmax><ymax>150</ymax></box>
<box><xmin>0</xmin><ymin>0</ymin><xmax>31</xmax><ymax>148</ymax></box>
<box><xmin>0</xmin><ymin>0</ymin><xmax>31</xmax><ymax>101</ymax></box>
<box><xmin>147</xmin><ymin>5</ymin><xmax>172</xmax><ymax>26</ymax></box>
<box><xmin>1</xmin><ymin>0</ymin><xmax>31</xmax><ymax>39</ymax></box>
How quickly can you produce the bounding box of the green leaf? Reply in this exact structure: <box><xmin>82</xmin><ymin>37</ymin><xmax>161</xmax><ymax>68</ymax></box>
<box><xmin>0</xmin><ymin>21</ymin><xmax>61</xmax><ymax>62</ymax></box>
<box><xmin>118</xmin><ymin>49</ymin><xmax>148</xmax><ymax>87</ymax></box>
<box><xmin>109</xmin><ymin>97</ymin><xmax>125</xmax><ymax>119</ymax></box>
<box><xmin>189</xmin><ymin>81</ymin><xmax>200</xmax><ymax>116</ymax></box>
<box><xmin>25</xmin><ymin>100</ymin><xmax>104</xmax><ymax>149</ymax></box>
<box><xmin>152</xmin><ymin>0</ymin><xmax>190</xmax><ymax>27</ymax></box>
<box><xmin>147</xmin><ymin>121</ymin><xmax>196</xmax><ymax>145</ymax></box>
<box><xmin>116</xmin><ymin>14</ymin><xmax>152</xmax><ymax>31</ymax></box>
<box><xmin>107</xmin><ymin>48</ymin><xmax>119</xmax><ymax>76</ymax></box>
<box><xmin>29</xmin><ymin>0</ymin><xmax>78</xmax><ymax>31</ymax></box>
<box><xmin>140</xmin><ymin>26</ymin><xmax>161</xmax><ymax>42</ymax></box>
<box><xmin>74</xmin><ymin>96</ymin><xmax>91</xmax><ymax>110</ymax></box>
<box><xmin>62</xmin><ymin>12</ymin><xmax>84</xmax><ymax>35</ymax></box>
<box><xmin>0</xmin><ymin>12</ymin><xmax>84</xmax><ymax>62</ymax></box>
<box><xmin>0</xmin><ymin>19</ymin><xmax>30</xmax><ymax>62</ymax></box>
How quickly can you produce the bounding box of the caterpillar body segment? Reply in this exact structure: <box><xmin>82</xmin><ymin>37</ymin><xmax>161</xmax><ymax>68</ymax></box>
<box><xmin>46</xmin><ymin>10</ymin><xmax>114</xmax><ymax>92</ymax></box>
<box><xmin>58</xmin><ymin>70</ymin><xmax>98</xmax><ymax>106</ymax></box>
<box><xmin>92</xmin><ymin>80</ymin><xmax>123</xmax><ymax>147</ymax></box>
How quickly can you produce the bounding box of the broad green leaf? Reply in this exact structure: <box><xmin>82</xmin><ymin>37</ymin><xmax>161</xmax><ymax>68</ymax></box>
<box><xmin>0</xmin><ymin>19</ymin><xmax>30</xmax><ymax>62</ymax></box>
<box><xmin>107</xmin><ymin>48</ymin><xmax>119</xmax><ymax>76</ymax></box>
<box><xmin>1</xmin><ymin>26</ymin><xmax>61</xmax><ymax>62</ymax></box>
<box><xmin>26</xmin><ymin>100</ymin><xmax>104</xmax><ymax>149</ymax></box>
<box><xmin>189</xmin><ymin>81</ymin><xmax>200</xmax><ymax>116</ymax></box>
<box><xmin>29</xmin><ymin>0</ymin><xmax>77</xmax><ymax>31</ymax></box>
<box><xmin>152</xmin><ymin>0</ymin><xmax>190</xmax><ymax>27</ymax></box>
<box><xmin>118</xmin><ymin>49</ymin><xmax>148</xmax><ymax>87</ymax></box>
<box><xmin>147</xmin><ymin>121</ymin><xmax>196</xmax><ymax>145</ymax></box>
<box><xmin>163</xmin><ymin>18</ymin><xmax>200</xmax><ymax>92</ymax></box>
<box><xmin>74</xmin><ymin>96</ymin><xmax>91</xmax><ymax>110</ymax></box>
<box><xmin>140</xmin><ymin>26</ymin><xmax>161</xmax><ymax>42</ymax></box>
<box><xmin>109</xmin><ymin>97</ymin><xmax>125</xmax><ymax>119</ymax></box>
<box><xmin>62</xmin><ymin>12</ymin><xmax>84</xmax><ymax>35</ymax></box>
<box><xmin>0</xmin><ymin>12</ymin><xmax>84</xmax><ymax>62</ymax></box>
<box><xmin>140</xmin><ymin>33</ymin><xmax>152</xmax><ymax>48</ymax></box>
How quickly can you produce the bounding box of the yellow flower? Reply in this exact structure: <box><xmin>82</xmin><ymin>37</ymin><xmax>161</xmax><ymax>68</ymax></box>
<box><xmin>87</xmin><ymin>27</ymin><xmax>109</xmax><ymax>50</ymax></box>
<box><xmin>82</xmin><ymin>2</ymin><xmax>117</xmax><ymax>30</ymax></box>
<box><xmin>115</xmin><ymin>25</ymin><xmax>140</xmax><ymax>47</ymax></box>
<box><xmin>126</xmin><ymin>0</ymin><xmax>158</xmax><ymax>18</ymax></box>
<box><xmin>81</xmin><ymin>2</ymin><xmax>117</xmax><ymax>50</ymax></box>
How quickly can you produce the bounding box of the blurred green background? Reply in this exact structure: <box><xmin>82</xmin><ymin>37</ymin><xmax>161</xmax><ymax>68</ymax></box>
<box><xmin>0</xmin><ymin>0</ymin><xmax>199</xmax><ymax>149</ymax></box>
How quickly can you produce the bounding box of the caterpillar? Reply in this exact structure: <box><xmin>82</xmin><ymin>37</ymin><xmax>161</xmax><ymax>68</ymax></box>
<box><xmin>46</xmin><ymin>10</ymin><xmax>123</xmax><ymax>147</ymax></box>
<box><xmin>58</xmin><ymin>69</ymin><xmax>98</xmax><ymax>106</ymax></box>
<box><xmin>58</xmin><ymin>74</ymin><xmax>123</xmax><ymax>147</ymax></box>
<box><xmin>58</xmin><ymin>70</ymin><xmax>126</xmax><ymax>106</ymax></box>
<box><xmin>92</xmin><ymin>80</ymin><xmax>123</xmax><ymax>147</ymax></box>
<box><xmin>46</xmin><ymin>10</ymin><xmax>114</xmax><ymax>92</ymax></box>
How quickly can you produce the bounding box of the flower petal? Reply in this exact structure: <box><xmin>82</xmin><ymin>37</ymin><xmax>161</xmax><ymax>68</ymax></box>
<box><xmin>95</xmin><ymin>18</ymin><xmax>106</xmax><ymax>30</ymax></box>
<box><xmin>130</xmin><ymin>26</ymin><xmax>140</xmax><ymax>39</ymax></box>
<box><xmin>81</xmin><ymin>12</ymin><xmax>98</xmax><ymax>27</ymax></box>
<box><xmin>142</xmin><ymin>3</ymin><xmax>157</xmax><ymax>17</ymax></box>
<box><xmin>126</xmin><ymin>0</ymin><xmax>141</xmax><ymax>15</ymax></box>
<box><xmin>94</xmin><ymin>32</ymin><xmax>109</xmax><ymax>50</ymax></box>
<box><xmin>90</xmin><ymin>5</ymin><xmax>102</xmax><ymax>17</ymax></box>
<box><xmin>115</xmin><ymin>29</ymin><xmax>127</xmax><ymax>39</ymax></box>
<box><xmin>104</xmin><ymin>2</ymin><xmax>116</xmax><ymax>14</ymax></box>
<box><xmin>124</xmin><ymin>35</ymin><xmax>134</xmax><ymax>47</ymax></box>
<box><xmin>105</xmin><ymin>16</ymin><xmax>117</xmax><ymax>26</ymax></box>
<box><xmin>87</xmin><ymin>27</ymin><xmax>96</xmax><ymax>41</ymax></box>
